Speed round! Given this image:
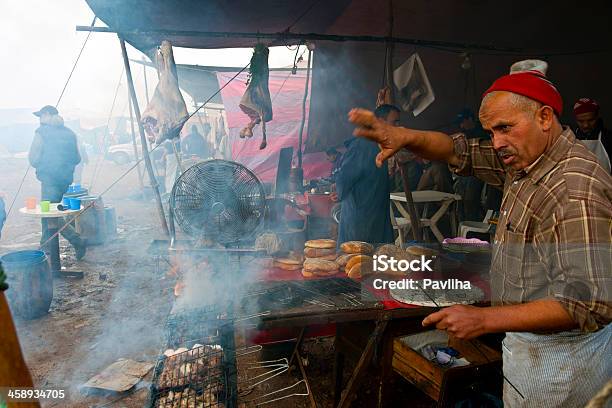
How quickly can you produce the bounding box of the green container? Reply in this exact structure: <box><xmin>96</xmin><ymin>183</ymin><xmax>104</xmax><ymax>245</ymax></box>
<box><xmin>40</xmin><ymin>200</ymin><xmax>50</xmax><ymax>212</ymax></box>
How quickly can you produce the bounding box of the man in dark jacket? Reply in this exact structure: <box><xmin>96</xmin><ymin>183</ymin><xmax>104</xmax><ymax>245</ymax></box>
<box><xmin>28</xmin><ymin>105</ymin><xmax>86</xmax><ymax>263</ymax></box>
<box><xmin>182</xmin><ymin>125</ymin><xmax>211</xmax><ymax>160</ymax></box>
<box><xmin>573</xmin><ymin>98</ymin><xmax>611</xmax><ymax>172</ymax></box>
<box><xmin>335</xmin><ymin>104</ymin><xmax>396</xmax><ymax>247</ymax></box>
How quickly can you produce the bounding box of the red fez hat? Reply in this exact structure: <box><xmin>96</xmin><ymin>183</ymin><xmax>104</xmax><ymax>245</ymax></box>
<box><xmin>483</xmin><ymin>70</ymin><xmax>563</xmax><ymax>116</ymax></box>
<box><xmin>573</xmin><ymin>98</ymin><xmax>599</xmax><ymax>116</ymax></box>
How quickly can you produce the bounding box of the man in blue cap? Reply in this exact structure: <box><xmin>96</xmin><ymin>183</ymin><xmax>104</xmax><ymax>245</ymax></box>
<box><xmin>28</xmin><ymin>105</ymin><xmax>86</xmax><ymax>265</ymax></box>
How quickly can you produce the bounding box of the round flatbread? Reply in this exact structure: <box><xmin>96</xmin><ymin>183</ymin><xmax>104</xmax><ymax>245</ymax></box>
<box><xmin>305</xmin><ymin>253</ymin><xmax>338</xmax><ymax>262</ymax></box>
<box><xmin>406</xmin><ymin>245</ymin><xmax>439</xmax><ymax>257</ymax></box>
<box><xmin>346</xmin><ymin>255</ymin><xmax>373</xmax><ymax>272</ymax></box>
<box><xmin>303</xmin><ymin>258</ymin><xmax>339</xmax><ymax>272</ymax></box>
<box><xmin>304</xmin><ymin>247</ymin><xmax>337</xmax><ymax>258</ymax></box>
<box><xmin>305</xmin><ymin>239</ymin><xmax>337</xmax><ymax>249</ymax></box>
<box><xmin>336</xmin><ymin>253</ymin><xmax>359</xmax><ymax>267</ymax></box>
<box><xmin>273</xmin><ymin>260</ymin><xmax>303</xmax><ymax>271</ymax></box>
<box><xmin>375</xmin><ymin>244</ymin><xmax>406</xmax><ymax>259</ymax></box>
<box><xmin>340</xmin><ymin>241</ymin><xmax>374</xmax><ymax>254</ymax></box>
<box><xmin>313</xmin><ymin>268</ymin><xmax>339</xmax><ymax>277</ymax></box>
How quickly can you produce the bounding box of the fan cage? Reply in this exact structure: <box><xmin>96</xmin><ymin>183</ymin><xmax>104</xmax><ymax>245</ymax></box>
<box><xmin>170</xmin><ymin>160</ymin><xmax>266</xmax><ymax>244</ymax></box>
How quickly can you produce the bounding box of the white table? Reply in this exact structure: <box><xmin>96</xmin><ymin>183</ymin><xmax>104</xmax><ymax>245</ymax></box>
<box><xmin>390</xmin><ymin>190</ymin><xmax>462</xmax><ymax>243</ymax></box>
<box><xmin>19</xmin><ymin>204</ymin><xmax>83</xmax><ymax>277</ymax></box>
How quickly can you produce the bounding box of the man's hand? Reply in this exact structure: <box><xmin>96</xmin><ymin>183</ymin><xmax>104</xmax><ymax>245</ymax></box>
<box><xmin>330</xmin><ymin>192</ymin><xmax>338</xmax><ymax>202</ymax></box>
<box><xmin>348</xmin><ymin>108</ymin><xmax>408</xmax><ymax>168</ymax></box>
<box><xmin>422</xmin><ymin>305</ymin><xmax>488</xmax><ymax>340</ymax></box>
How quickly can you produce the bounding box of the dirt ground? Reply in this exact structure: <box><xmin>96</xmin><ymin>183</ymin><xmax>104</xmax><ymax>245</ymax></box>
<box><xmin>1</xmin><ymin>156</ymin><xmax>435</xmax><ymax>408</ymax></box>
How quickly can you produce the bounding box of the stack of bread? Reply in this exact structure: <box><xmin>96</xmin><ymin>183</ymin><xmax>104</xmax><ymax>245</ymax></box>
<box><xmin>302</xmin><ymin>239</ymin><xmax>340</xmax><ymax>278</ymax></box>
<box><xmin>337</xmin><ymin>241</ymin><xmax>374</xmax><ymax>280</ymax></box>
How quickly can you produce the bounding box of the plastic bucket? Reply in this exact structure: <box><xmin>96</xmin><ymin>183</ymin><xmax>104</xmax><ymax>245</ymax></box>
<box><xmin>0</xmin><ymin>250</ymin><xmax>53</xmax><ymax>319</ymax></box>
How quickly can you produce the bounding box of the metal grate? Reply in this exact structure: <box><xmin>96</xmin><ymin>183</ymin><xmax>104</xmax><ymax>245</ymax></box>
<box><xmin>149</xmin><ymin>345</ymin><xmax>228</xmax><ymax>408</ymax></box>
<box><xmin>165</xmin><ymin>306</ymin><xmax>227</xmax><ymax>349</ymax></box>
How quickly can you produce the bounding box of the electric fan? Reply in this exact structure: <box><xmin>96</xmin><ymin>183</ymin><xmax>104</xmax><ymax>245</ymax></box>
<box><xmin>169</xmin><ymin>160</ymin><xmax>266</xmax><ymax>244</ymax></box>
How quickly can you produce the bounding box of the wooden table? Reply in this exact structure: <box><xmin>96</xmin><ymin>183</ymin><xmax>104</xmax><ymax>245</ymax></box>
<box><xmin>390</xmin><ymin>191</ymin><xmax>462</xmax><ymax>243</ymax></box>
<box><xmin>19</xmin><ymin>204</ymin><xmax>83</xmax><ymax>277</ymax></box>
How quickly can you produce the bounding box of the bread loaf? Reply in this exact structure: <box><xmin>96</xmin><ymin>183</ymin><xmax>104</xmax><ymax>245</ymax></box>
<box><xmin>306</xmin><ymin>254</ymin><xmax>338</xmax><ymax>262</ymax></box>
<box><xmin>345</xmin><ymin>255</ymin><xmax>373</xmax><ymax>272</ymax></box>
<box><xmin>405</xmin><ymin>245</ymin><xmax>438</xmax><ymax>257</ymax></box>
<box><xmin>303</xmin><ymin>258</ymin><xmax>339</xmax><ymax>272</ymax></box>
<box><xmin>336</xmin><ymin>253</ymin><xmax>359</xmax><ymax>267</ymax></box>
<box><xmin>305</xmin><ymin>239</ymin><xmax>336</xmax><ymax>249</ymax></box>
<box><xmin>273</xmin><ymin>257</ymin><xmax>303</xmax><ymax>271</ymax></box>
<box><xmin>301</xmin><ymin>269</ymin><xmax>314</xmax><ymax>278</ymax></box>
<box><xmin>340</xmin><ymin>241</ymin><xmax>374</xmax><ymax>254</ymax></box>
<box><xmin>304</xmin><ymin>247</ymin><xmax>337</xmax><ymax>258</ymax></box>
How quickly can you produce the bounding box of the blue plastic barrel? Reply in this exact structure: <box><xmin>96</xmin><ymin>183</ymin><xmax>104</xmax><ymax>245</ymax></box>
<box><xmin>0</xmin><ymin>250</ymin><xmax>53</xmax><ymax>319</ymax></box>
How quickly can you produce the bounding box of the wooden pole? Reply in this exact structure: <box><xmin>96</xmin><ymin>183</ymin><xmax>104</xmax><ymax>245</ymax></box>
<box><xmin>119</xmin><ymin>37</ymin><xmax>169</xmax><ymax>236</ymax></box>
<box><xmin>297</xmin><ymin>48</ymin><xmax>312</xmax><ymax>170</ymax></box>
<box><xmin>128</xmin><ymin>92</ymin><xmax>145</xmax><ymax>192</ymax></box>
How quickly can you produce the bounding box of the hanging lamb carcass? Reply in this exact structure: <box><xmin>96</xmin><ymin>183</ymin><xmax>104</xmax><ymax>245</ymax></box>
<box><xmin>142</xmin><ymin>40</ymin><xmax>189</xmax><ymax>144</ymax></box>
<box><xmin>239</xmin><ymin>44</ymin><xmax>273</xmax><ymax>150</ymax></box>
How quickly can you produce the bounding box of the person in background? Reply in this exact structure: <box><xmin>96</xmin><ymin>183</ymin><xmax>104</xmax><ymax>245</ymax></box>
<box><xmin>325</xmin><ymin>147</ymin><xmax>343</xmax><ymax>182</ymax></box>
<box><xmin>28</xmin><ymin>105</ymin><xmax>86</xmax><ymax>260</ymax></box>
<box><xmin>163</xmin><ymin>138</ymin><xmax>181</xmax><ymax>195</ymax></box>
<box><xmin>182</xmin><ymin>124</ymin><xmax>211</xmax><ymax>160</ymax></box>
<box><xmin>573</xmin><ymin>98</ymin><xmax>611</xmax><ymax>172</ymax></box>
<box><xmin>214</xmin><ymin>115</ymin><xmax>232</xmax><ymax>160</ymax></box>
<box><xmin>349</xmin><ymin>61</ymin><xmax>611</xmax><ymax>406</ymax></box>
<box><xmin>73</xmin><ymin>135</ymin><xmax>89</xmax><ymax>184</ymax></box>
<box><xmin>333</xmin><ymin>104</ymin><xmax>396</xmax><ymax>247</ymax></box>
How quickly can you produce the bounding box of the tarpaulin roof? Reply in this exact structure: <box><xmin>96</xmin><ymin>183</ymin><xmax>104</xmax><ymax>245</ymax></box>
<box><xmin>86</xmin><ymin>0</ymin><xmax>612</xmax><ymax>153</ymax></box>
<box><xmin>86</xmin><ymin>0</ymin><xmax>612</xmax><ymax>54</ymax></box>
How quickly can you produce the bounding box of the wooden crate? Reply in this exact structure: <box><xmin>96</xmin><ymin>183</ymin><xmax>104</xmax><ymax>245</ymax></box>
<box><xmin>392</xmin><ymin>333</ymin><xmax>501</xmax><ymax>406</ymax></box>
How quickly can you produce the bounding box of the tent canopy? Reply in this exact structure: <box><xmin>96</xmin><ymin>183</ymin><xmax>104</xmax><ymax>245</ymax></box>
<box><xmin>86</xmin><ymin>0</ymin><xmax>612</xmax><ymax>153</ymax></box>
<box><xmin>87</xmin><ymin>0</ymin><xmax>611</xmax><ymax>53</ymax></box>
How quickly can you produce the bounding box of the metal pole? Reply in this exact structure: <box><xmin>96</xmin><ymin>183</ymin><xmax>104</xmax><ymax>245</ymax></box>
<box><xmin>297</xmin><ymin>48</ymin><xmax>312</xmax><ymax>170</ymax></box>
<box><xmin>76</xmin><ymin>26</ymin><xmax>523</xmax><ymax>53</ymax></box>
<box><xmin>119</xmin><ymin>37</ymin><xmax>169</xmax><ymax>236</ymax></box>
<box><xmin>128</xmin><ymin>92</ymin><xmax>145</xmax><ymax>192</ymax></box>
<box><xmin>142</xmin><ymin>56</ymin><xmax>150</xmax><ymax>104</ymax></box>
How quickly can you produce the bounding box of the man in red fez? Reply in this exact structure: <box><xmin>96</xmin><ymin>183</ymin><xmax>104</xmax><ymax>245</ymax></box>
<box><xmin>349</xmin><ymin>61</ymin><xmax>611</xmax><ymax>407</ymax></box>
<box><xmin>573</xmin><ymin>98</ymin><xmax>611</xmax><ymax>172</ymax></box>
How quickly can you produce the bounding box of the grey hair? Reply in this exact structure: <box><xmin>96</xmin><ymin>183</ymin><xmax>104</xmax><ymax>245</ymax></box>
<box><xmin>481</xmin><ymin>91</ymin><xmax>542</xmax><ymax>116</ymax></box>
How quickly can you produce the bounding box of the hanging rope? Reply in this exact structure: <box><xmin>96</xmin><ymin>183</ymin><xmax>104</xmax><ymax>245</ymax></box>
<box><xmin>3</xmin><ymin>16</ymin><xmax>97</xmax><ymax>226</ymax></box>
<box><xmin>56</xmin><ymin>16</ymin><xmax>97</xmax><ymax>109</ymax></box>
<box><xmin>37</xmin><ymin>60</ymin><xmax>251</xmax><ymax>249</ymax></box>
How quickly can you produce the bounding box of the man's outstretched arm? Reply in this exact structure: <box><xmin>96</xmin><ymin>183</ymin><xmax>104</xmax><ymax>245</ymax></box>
<box><xmin>348</xmin><ymin>108</ymin><xmax>460</xmax><ymax>168</ymax></box>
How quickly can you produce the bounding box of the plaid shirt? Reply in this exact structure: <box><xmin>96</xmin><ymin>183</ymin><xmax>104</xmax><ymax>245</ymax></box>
<box><xmin>450</xmin><ymin>127</ymin><xmax>612</xmax><ymax>332</ymax></box>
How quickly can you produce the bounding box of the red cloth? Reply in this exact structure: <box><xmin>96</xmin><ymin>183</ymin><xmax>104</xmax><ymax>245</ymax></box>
<box><xmin>573</xmin><ymin>98</ymin><xmax>600</xmax><ymax>116</ymax></box>
<box><xmin>217</xmin><ymin>71</ymin><xmax>331</xmax><ymax>182</ymax></box>
<box><xmin>483</xmin><ymin>70</ymin><xmax>563</xmax><ymax>116</ymax></box>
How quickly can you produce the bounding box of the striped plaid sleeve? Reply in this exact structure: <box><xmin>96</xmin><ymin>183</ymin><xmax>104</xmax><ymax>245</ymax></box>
<box><xmin>542</xmin><ymin>197</ymin><xmax>612</xmax><ymax>331</ymax></box>
<box><xmin>449</xmin><ymin>133</ymin><xmax>506</xmax><ymax>189</ymax></box>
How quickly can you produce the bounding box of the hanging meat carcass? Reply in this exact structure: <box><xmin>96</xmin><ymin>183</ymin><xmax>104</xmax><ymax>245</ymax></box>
<box><xmin>239</xmin><ymin>44</ymin><xmax>273</xmax><ymax>150</ymax></box>
<box><xmin>142</xmin><ymin>40</ymin><xmax>189</xmax><ymax>144</ymax></box>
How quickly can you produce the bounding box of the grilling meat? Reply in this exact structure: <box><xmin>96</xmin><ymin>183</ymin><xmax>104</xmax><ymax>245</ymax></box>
<box><xmin>158</xmin><ymin>344</ymin><xmax>223</xmax><ymax>390</ymax></box>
